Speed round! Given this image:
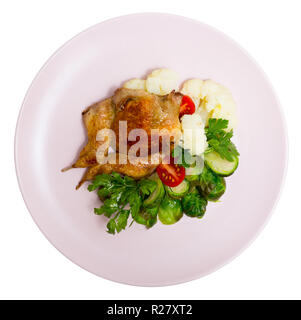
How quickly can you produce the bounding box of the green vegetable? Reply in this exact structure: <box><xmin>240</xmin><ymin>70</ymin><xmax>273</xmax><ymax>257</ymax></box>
<box><xmin>158</xmin><ymin>195</ymin><xmax>183</xmax><ymax>225</ymax></box>
<box><xmin>89</xmin><ymin>172</ymin><xmax>157</xmax><ymax>234</ymax></box>
<box><xmin>185</xmin><ymin>174</ymin><xmax>200</xmax><ymax>182</ymax></box>
<box><xmin>143</xmin><ymin>173</ymin><xmax>165</xmax><ymax>208</ymax></box>
<box><xmin>185</xmin><ymin>161</ymin><xmax>204</xmax><ymax>182</ymax></box>
<box><xmin>205</xmin><ymin>118</ymin><xmax>239</xmax><ymax>162</ymax></box>
<box><xmin>87</xmin><ymin>120</ymin><xmax>238</xmax><ymax>234</ymax></box>
<box><xmin>172</xmin><ymin>145</ymin><xmax>195</xmax><ymax>168</ymax></box>
<box><xmin>199</xmin><ymin>166</ymin><xmax>226</xmax><ymax>201</ymax></box>
<box><xmin>181</xmin><ymin>193</ymin><xmax>207</xmax><ymax>218</ymax></box>
<box><xmin>205</xmin><ymin>151</ymin><xmax>238</xmax><ymax>176</ymax></box>
<box><xmin>173</xmin><ymin>145</ymin><xmax>204</xmax><ymax>181</ymax></box>
<box><xmin>134</xmin><ymin>206</ymin><xmax>158</xmax><ymax>228</ymax></box>
<box><xmin>165</xmin><ymin>179</ymin><xmax>190</xmax><ymax>199</ymax></box>
<box><xmin>107</xmin><ymin>210</ymin><xmax>130</xmax><ymax>234</ymax></box>
<box><xmin>189</xmin><ymin>185</ymin><xmax>200</xmax><ymax>195</ymax></box>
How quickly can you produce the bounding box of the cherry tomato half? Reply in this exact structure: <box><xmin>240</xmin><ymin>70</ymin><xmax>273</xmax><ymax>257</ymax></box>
<box><xmin>179</xmin><ymin>95</ymin><xmax>196</xmax><ymax>118</ymax></box>
<box><xmin>156</xmin><ymin>159</ymin><xmax>185</xmax><ymax>187</ymax></box>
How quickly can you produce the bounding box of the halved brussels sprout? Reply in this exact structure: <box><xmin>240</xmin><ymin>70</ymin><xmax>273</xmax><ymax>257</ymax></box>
<box><xmin>134</xmin><ymin>206</ymin><xmax>158</xmax><ymax>228</ymax></box>
<box><xmin>158</xmin><ymin>195</ymin><xmax>183</xmax><ymax>225</ymax></box>
<box><xmin>181</xmin><ymin>193</ymin><xmax>207</xmax><ymax>218</ymax></box>
<box><xmin>199</xmin><ymin>166</ymin><xmax>226</xmax><ymax>201</ymax></box>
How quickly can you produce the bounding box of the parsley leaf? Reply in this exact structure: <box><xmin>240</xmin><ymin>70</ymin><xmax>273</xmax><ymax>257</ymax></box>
<box><xmin>88</xmin><ymin>173</ymin><xmax>158</xmax><ymax>234</ymax></box>
<box><xmin>88</xmin><ymin>173</ymin><xmax>118</xmax><ymax>191</ymax></box>
<box><xmin>127</xmin><ymin>191</ymin><xmax>142</xmax><ymax>219</ymax></box>
<box><xmin>138</xmin><ymin>179</ymin><xmax>157</xmax><ymax>196</ymax></box>
<box><xmin>206</xmin><ymin>118</ymin><xmax>228</xmax><ymax>132</ymax></box>
<box><xmin>106</xmin><ymin>209</ymin><xmax>131</xmax><ymax>235</ymax></box>
<box><xmin>107</xmin><ymin>219</ymin><xmax>117</xmax><ymax>234</ymax></box>
<box><xmin>205</xmin><ymin>118</ymin><xmax>239</xmax><ymax>162</ymax></box>
<box><xmin>94</xmin><ymin>198</ymin><xmax>119</xmax><ymax>217</ymax></box>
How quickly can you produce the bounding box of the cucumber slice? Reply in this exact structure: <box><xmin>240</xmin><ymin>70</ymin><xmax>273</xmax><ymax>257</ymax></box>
<box><xmin>205</xmin><ymin>151</ymin><xmax>238</xmax><ymax>176</ymax></box>
<box><xmin>143</xmin><ymin>173</ymin><xmax>165</xmax><ymax>208</ymax></box>
<box><xmin>165</xmin><ymin>179</ymin><xmax>190</xmax><ymax>199</ymax></box>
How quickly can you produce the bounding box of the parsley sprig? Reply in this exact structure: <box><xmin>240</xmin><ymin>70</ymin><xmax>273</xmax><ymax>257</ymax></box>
<box><xmin>205</xmin><ymin>118</ymin><xmax>239</xmax><ymax>162</ymax></box>
<box><xmin>88</xmin><ymin>173</ymin><xmax>157</xmax><ymax>234</ymax></box>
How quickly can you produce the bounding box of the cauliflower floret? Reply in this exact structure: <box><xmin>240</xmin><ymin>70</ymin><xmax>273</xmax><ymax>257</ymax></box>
<box><xmin>123</xmin><ymin>78</ymin><xmax>146</xmax><ymax>90</ymax></box>
<box><xmin>211</xmin><ymin>106</ymin><xmax>238</xmax><ymax>131</ymax></box>
<box><xmin>146</xmin><ymin>68</ymin><xmax>179</xmax><ymax>95</ymax></box>
<box><xmin>181</xmin><ymin>78</ymin><xmax>203</xmax><ymax>111</ymax></box>
<box><xmin>181</xmin><ymin>78</ymin><xmax>204</xmax><ymax>100</ymax></box>
<box><xmin>181</xmin><ymin>79</ymin><xmax>237</xmax><ymax>130</ymax></box>
<box><xmin>200</xmin><ymin>80</ymin><xmax>235</xmax><ymax>113</ymax></box>
<box><xmin>181</xmin><ymin>113</ymin><xmax>207</xmax><ymax>156</ymax></box>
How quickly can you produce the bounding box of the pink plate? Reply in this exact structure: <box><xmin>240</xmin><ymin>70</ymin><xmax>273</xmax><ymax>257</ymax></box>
<box><xmin>15</xmin><ymin>13</ymin><xmax>287</xmax><ymax>286</ymax></box>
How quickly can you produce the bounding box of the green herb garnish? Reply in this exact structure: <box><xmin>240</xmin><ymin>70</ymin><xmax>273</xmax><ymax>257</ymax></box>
<box><xmin>88</xmin><ymin>173</ymin><xmax>157</xmax><ymax>234</ymax></box>
<box><xmin>205</xmin><ymin>118</ymin><xmax>239</xmax><ymax>162</ymax></box>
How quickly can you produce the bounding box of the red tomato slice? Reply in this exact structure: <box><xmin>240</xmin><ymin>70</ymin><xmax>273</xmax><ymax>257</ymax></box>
<box><xmin>179</xmin><ymin>95</ymin><xmax>196</xmax><ymax>118</ymax></box>
<box><xmin>157</xmin><ymin>160</ymin><xmax>185</xmax><ymax>187</ymax></box>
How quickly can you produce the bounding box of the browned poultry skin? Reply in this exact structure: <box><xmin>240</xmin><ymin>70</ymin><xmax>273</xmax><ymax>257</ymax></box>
<box><xmin>112</xmin><ymin>88</ymin><xmax>182</xmax><ymax>152</ymax></box>
<box><xmin>72</xmin><ymin>98</ymin><xmax>114</xmax><ymax>168</ymax></box>
<box><xmin>68</xmin><ymin>88</ymin><xmax>183</xmax><ymax>188</ymax></box>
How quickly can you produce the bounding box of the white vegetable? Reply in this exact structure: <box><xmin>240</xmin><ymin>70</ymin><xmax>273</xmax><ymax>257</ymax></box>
<box><xmin>146</xmin><ymin>68</ymin><xmax>179</xmax><ymax>95</ymax></box>
<box><xmin>200</xmin><ymin>80</ymin><xmax>235</xmax><ymax>112</ymax></box>
<box><xmin>211</xmin><ymin>106</ymin><xmax>238</xmax><ymax>131</ymax></box>
<box><xmin>181</xmin><ymin>78</ymin><xmax>204</xmax><ymax>100</ymax></box>
<box><xmin>123</xmin><ymin>78</ymin><xmax>146</xmax><ymax>90</ymax></box>
<box><xmin>181</xmin><ymin>79</ymin><xmax>237</xmax><ymax>130</ymax></box>
<box><xmin>181</xmin><ymin>114</ymin><xmax>207</xmax><ymax>156</ymax></box>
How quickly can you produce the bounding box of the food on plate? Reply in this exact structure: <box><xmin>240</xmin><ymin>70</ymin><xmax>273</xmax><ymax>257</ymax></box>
<box><xmin>123</xmin><ymin>78</ymin><xmax>146</xmax><ymax>90</ymax></box>
<box><xmin>165</xmin><ymin>179</ymin><xmax>190</xmax><ymax>199</ymax></box>
<box><xmin>181</xmin><ymin>113</ymin><xmax>207</xmax><ymax>156</ymax></box>
<box><xmin>69</xmin><ymin>87</ymin><xmax>183</xmax><ymax>188</ymax></box>
<box><xmin>181</xmin><ymin>192</ymin><xmax>207</xmax><ymax>218</ymax></box>
<box><xmin>179</xmin><ymin>95</ymin><xmax>196</xmax><ymax>118</ymax></box>
<box><xmin>199</xmin><ymin>166</ymin><xmax>226</xmax><ymax>201</ymax></box>
<box><xmin>181</xmin><ymin>79</ymin><xmax>237</xmax><ymax>130</ymax></box>
<box><xmin>156</xmin><ymin>156</ymin><xmax>186</xmax><ymax>187</ymax></box>
<box><xmin>146</xmin><ymin>68</ymin><xmax>179</xmax><ymax>95</ymax></box>
<box><xmin>158</xmin><ymin>195</ymin><xmax>183</xmax><ymax>225</ymax></box>
<box><xmin>64</xmin><ymin>68</ymin><xmax>240</xmax><ymax>234</ymax></box>
<box><xmin>205</xmin><ymin>151</ymin><xmax>239</xmax><ymax>177</ymax></box>
<box><xmin>111</xmin><ymin>87</ymin><xmax>182</xmax><ymax>152</ymax></box>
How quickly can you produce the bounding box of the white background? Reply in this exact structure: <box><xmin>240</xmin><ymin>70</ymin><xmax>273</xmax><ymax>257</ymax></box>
<box><xmin>0</xmin><ymin>0</ymin><xmax>299</xmax><ymax>300</ymax></box>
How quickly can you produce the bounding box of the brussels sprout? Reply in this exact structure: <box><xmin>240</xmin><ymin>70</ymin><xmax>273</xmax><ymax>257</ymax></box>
<box><xmin>181</xmin><ymin>193</ymin><xmax>207</xmax><ymax>218</ymax></box>
<box><xmin>188</xmin><ymin>181</ymin><xmax>200</xmax><ymax>194</ymax></box>
<box><xmin>134</xmin><ymin>206</ymin><xmax>158</xmax><ymax>228</ymax></box>
<box><xmin>143</xmin><ymin>173</ymin><xmax>165</xmax><ymax>208</ymax></box>
<box><xmin>199</xmin><ymin>166</ymin><xmax>226</xmax><ymax>201</ymax></box>
<box><xmin>158</xmin><ymin>195</ymin><xmax>183</xmax><ymax>225</ymax></box>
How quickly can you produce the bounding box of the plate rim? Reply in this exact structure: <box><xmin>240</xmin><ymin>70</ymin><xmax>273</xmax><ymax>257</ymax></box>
<box><xmin>14</xmin><ymin>12</ymin><xmax>289</xmax><ymax>287</ymax></box>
